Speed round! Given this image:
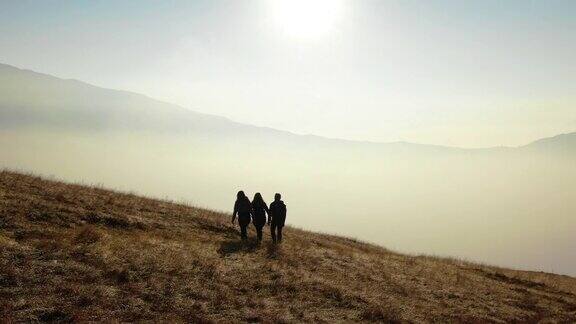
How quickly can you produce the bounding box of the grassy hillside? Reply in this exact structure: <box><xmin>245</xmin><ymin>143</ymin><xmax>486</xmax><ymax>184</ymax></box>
<box><xmin>1</xmin><ymin>171</ymin><xmax>575</xmax><ymax>322</ymax></box>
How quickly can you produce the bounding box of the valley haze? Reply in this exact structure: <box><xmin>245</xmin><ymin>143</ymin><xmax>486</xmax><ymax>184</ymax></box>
<box><xmin>1</xmin><ymin>63</ymin><xmax>575</xmax><ymax>276</ymax></box>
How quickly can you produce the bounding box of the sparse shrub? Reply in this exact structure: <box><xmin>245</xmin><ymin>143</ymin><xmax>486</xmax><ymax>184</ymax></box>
<box><xmin>13</xmin><ymin>228</ymin><xmax>55</xmax><ymax>240</ymax></box>
<box><xmin>515</xmin><ymin>292</ymin><xmax>540</xmax><ymax>312</ymax></box>
<box><xmin>0</xmin><ymin>216</ymin><xmax>11</xmax><ymax>229</ymax></box>
<box><xmin>0</xmin><ymin>262</ymin><xmax>19</xmax><ymax>287</ymax></box>
<box><xmin>360</xmin><ymin>305</ymin><xmax>402</xmax><ymax>323</ymax></box>
<box><xmin>53</xmin><ymin>192</ymin><xmax>69</xmax><ymax>203</ymax></box>
<box><xmin>186</xmin><ymin>312</ymin><xmax>215</xmax><ymax>324</ymax></box>
<box><xmin>35</xmin><ymin>308</ymin><xmax>73</xmax><ymax>322</ymax></box>
<box><xmin>27</xmin><ymin>211</ymin><xmax>51</xmax><ymax>222</ymax></box>
<box><xmin>107</xmin><ymin>268</ymin><xmax>132</xmax><ymax>284</ymax></box>
<box><xmin>74</xmin><ymin>226</ymin><xmax>102</xmax><ymax>244</ymax></box>
<box><xmin>75</xmin><ymin>294</ymin><xmax>95</xmax><ymax>307</ymax></box>
<box><xmin>83</xmin><ymin>211</ymin><xmax>146</xmax><ymax>230</ymax></box>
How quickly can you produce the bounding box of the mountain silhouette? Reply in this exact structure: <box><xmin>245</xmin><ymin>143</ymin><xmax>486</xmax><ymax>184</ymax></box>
<box><xmin>6</xmin><ymin>62</ymin><xmax>572</xmax><ymax>153</ymax></box>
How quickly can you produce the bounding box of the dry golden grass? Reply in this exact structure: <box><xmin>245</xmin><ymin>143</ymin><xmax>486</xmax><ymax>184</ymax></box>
<box><xmin>0</xmin><ymin>170</ymin><xmax>575</xmax><ymax>322</ymax></box>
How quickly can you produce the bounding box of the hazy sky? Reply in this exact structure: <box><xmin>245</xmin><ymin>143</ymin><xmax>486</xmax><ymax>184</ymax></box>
<box><xmin>1</xmin><ymin>0</ymin><xmax>575</xmax><ymax>147</ymax></box>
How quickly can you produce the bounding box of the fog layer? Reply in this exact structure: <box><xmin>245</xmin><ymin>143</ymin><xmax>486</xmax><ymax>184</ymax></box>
<box><xmin>1</xmin><ymin>129</ymin><xmax>574</xmax><ymax>275</ymax></box>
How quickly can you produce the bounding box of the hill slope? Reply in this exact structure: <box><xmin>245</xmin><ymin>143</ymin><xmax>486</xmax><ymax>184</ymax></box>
<box><xmin>1</xmin><ymin>171</ymin><xmax>575</xmax><ymax>322</ymax></box>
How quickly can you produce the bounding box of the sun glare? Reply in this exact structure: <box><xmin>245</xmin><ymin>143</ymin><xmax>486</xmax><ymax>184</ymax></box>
<box><xmin>271</xmin><ymin>0</ymin><xmax>344</xmax><ymax>39</ymax></box>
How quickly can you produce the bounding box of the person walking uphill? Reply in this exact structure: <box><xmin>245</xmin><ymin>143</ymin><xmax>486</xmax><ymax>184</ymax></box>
<box><xmin>269</xmin><ymin>193</ymin><xmax>287</xmax><ymax>243</ymax></box>
<box><xmin>251</xmin><ymin>193</ymin><xmax>269</xmax><ymax>242</ymax></box>
<box><xmin>232</xmin><ymin>191</ymin><xmax>252</xmax><ymax>240</ymax></box>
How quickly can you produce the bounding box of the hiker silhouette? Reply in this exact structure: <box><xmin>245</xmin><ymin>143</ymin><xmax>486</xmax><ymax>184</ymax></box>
<box><xmin>232</xmin><ymin>190</ymin><xmax>252</xmax><ymax>240</ymax></box>
<box><xmin>251</xmin><ymin>192</ymin><xmax>269</xmax><ymax>242</ymax></box>
<box><xmin>269</xmin><ymin>193</ymin><xmax>287</xmax><ymax>243</ymax></box>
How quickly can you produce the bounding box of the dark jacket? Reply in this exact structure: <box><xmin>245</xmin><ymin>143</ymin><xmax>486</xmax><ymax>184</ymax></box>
<box><xmin>269</xmin><ymin>200</ymin><xmax>287</xmax><ymax>226</ymax></box>
<box><xmin>251</xmin><ymin>199</ymin><xmax>269</xmax><ymax>227</ymax></box>
<box><xmin>233</xmin><ymin>198</ymin><xmax>252</xmax><ymax>225</ymax></box>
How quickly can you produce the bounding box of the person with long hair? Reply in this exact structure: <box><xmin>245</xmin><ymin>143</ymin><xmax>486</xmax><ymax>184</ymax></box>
<box><xmin>232</xmin><ymin>190</ymin><xmax>252</xmax><ymax>240</ymax></box>
<box><xmin>251</xmin><ymin>192</ymin><xmax>269</xmax><ymax>242</ymax></box>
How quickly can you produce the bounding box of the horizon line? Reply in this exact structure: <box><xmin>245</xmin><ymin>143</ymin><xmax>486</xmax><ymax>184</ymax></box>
<box><xmin>2</xmin><ymin>61</ymin><xmax>574</xmax><ymax>151</ymax></box>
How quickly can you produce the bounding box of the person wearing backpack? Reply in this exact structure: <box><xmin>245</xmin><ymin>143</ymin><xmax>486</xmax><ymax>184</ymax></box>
<box><xmin>251</xmin><ymin>192</ymin><xmax>269</xmax><ymax>242</ymax></box>
<box><xmin>268</xmin><ymin>193</ymin><xmax>287</xmax><ymax>243</ymax></box>
<box><xmin>232</xmin><ymin>190</ymin><xmax>252</xmax><ymax>240</ymax></box>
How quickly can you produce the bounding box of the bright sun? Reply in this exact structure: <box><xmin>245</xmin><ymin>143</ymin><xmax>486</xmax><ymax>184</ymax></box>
<box><xmin>271</xmin><ymin>0</ymin><xmax>345</xmax><ymax>39</ymax></box>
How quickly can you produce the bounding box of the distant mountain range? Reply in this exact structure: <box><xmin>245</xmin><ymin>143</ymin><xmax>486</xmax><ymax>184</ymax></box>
<box><xmin>522</xmin><ymin>132</ymin><xmax>576</xmax><ymax>154</ymax></box>
<box><xmin>1</xmin><ymin>62</ymin><xmax>573</xmax><ymax>153</ymax></box>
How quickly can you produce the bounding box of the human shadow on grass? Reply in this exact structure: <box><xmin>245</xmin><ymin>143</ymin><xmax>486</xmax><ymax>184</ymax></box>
<box><xmin>218</xmin><ymin>239</ymin><xmax>261</xmax><ymax>256</ymax></box>
<box><xmin>265</xmin><ymin>241</ymin><xmax>281</xmax><ymax>259</ymax></box>
<box><xmin>217</xmin><ymin>240</ymin><xmax>283</xmax><ymax>259</ymax></box>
